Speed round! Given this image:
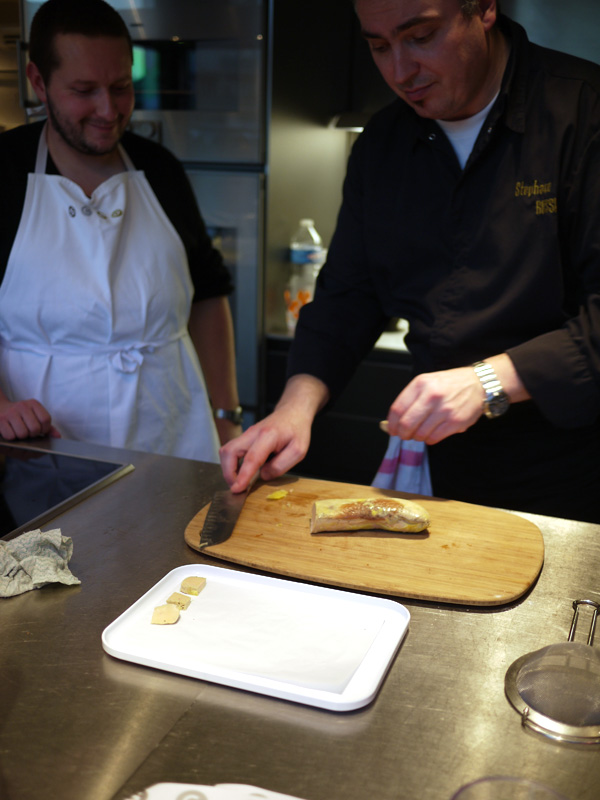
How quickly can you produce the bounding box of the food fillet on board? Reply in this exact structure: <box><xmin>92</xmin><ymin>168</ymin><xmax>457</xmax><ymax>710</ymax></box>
<box><xmin>310</xmin><ymin>497</ymin><xmax>430</xmax><ymax>533</ymax></box>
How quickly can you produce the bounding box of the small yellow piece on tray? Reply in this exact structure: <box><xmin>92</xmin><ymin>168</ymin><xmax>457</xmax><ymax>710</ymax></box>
<box><xmin>151</xmin><ymin>604</ymin><xmax>180</xmax><ymax>625</ymax></box>
<box><xmin>180</xmin><ymin>576</ymin><xmax>207</xmax><ymax>596</ymax></box>
<box><xmin>167</xmin><ymin>591</ymin><xmax>192</xmax><ymax>610</ymax></box>
<box><xmin>311</xmin><ymin>497</ymin><xmax>430</xmax><ymax>534</ymax></box>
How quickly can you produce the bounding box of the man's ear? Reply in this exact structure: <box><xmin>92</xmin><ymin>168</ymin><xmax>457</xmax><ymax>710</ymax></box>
<box><xmin>26</xmin><ymin>61</ymin><xmax>48</xmax><ymax>104</ymax></box>
<box><xmin>479</xmin><ymin>0</ymin><xmax>498</xmax><ymax>33</ymax></box>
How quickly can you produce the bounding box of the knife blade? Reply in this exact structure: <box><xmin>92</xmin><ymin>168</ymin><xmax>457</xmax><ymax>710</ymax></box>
<box><xmin>199</xmin><ymin>474</ymin><xmax>258</xmax><ymax>549</ymax></box>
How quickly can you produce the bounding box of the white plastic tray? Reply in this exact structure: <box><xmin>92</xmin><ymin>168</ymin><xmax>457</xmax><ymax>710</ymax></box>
<box><xmin>102</xmin><ymin>565</ymin><xmax>409</xmax><ymax>711</ymax></box>
<box><xmin>124</xmin><ymin>784</ymin><xmax>306</xmax><ymax>800</ymax></box>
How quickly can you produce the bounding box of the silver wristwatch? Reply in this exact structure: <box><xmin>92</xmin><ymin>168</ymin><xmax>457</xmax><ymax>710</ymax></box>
<box><xmin>213</xmin><ymin>405</ymin><xmax>243</xmax><ymax>425</ymax></box>
<box><xmin>472</xmin><ymin>361</ymin><xmax>510</xmax><ymax>419</ymax></box>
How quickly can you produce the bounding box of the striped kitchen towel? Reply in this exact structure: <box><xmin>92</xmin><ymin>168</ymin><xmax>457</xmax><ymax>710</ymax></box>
<box><xmin>372</xmin><ymin>437</ymin><xmax>433</xmax><ymax>495</ymax></box>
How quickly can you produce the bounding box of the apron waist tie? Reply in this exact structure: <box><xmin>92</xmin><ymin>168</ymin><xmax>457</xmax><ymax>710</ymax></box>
<box><xmin>0</xmin><ymin>331</ymin><xmax>187</xmax><ymax>374</ymax></box>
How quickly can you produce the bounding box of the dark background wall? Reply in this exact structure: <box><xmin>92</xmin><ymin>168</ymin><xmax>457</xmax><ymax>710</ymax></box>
<box><xmin>502</xmin><ymin>0</ymin><xmax>600</xmax><ymax>64</ymax></box>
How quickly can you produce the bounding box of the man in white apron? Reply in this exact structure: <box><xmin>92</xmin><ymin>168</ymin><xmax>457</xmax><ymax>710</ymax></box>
<box><xmin>0</xmin><ymin>0</ymin><xmax>241</xmax><ymax>462</ymax></box>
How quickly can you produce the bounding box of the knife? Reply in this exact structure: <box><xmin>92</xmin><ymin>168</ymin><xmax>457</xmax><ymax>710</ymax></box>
<box><xmin>199</xmin><ymin>474</ymin><xmax>258</xmax><ymax>549</ymax></box>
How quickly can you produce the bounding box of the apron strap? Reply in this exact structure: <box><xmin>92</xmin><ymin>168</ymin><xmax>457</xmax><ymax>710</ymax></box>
<box><xmin>34</xmin><ymin>123</ymin><xmax>136</xmax><ymax>175</ymax></box>
<box><xmin>117</xmin><ymin>144</ymin><xmax>136</xmax><ymax>172</ymax></box>
<box><xmin>34</xmin><ymin>124</ymin><xmax>48</xmax><ymax>174</ymax></box>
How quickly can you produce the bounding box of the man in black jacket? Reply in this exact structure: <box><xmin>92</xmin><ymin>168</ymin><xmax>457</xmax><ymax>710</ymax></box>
<box><xmin>222</xmin><ymin>0</ymin><xmax>600</xmax><ymax>521</ymax></box>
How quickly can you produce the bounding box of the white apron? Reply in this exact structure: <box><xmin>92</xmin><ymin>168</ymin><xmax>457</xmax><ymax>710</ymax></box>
<box><xmin>0</xmin><ymin>126</ymin><xmax>219</xmax><ymax>462</ymax></box>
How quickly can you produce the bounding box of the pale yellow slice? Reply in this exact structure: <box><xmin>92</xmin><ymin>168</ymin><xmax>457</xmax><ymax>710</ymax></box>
<box><xmin>151</xmin><ymin>604</ymin><xmax>180</xmax><ymax>625</ymax></box>
<box><xmin>167</xmin><ymin>591</ymin><xmax>192</xmax><ymax>610</ymax></box>
<box><xmin>180</xmin><ymin>576</ymin><xmax>207</xmax><ymax>596</ymax></box>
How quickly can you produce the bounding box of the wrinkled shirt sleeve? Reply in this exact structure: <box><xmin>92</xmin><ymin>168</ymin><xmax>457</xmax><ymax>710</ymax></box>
<box><xmin>508</xmin><ymin>129</ymin><xmax>600</xmax><ymax>428</ymax></box>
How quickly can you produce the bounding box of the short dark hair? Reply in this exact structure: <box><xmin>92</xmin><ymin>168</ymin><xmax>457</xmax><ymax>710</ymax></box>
<box><xmin>352</xmin><ymin>1</ymin><xmax>501</xmax><ymax>19</ymax></box>
<box><xmin>460</xmin><ymin>0</ymin><xmax>480</xmax><ymax>16</ymax></box>
<box><xmin>459</xmin><ymin>1</ymin><xmax>503</xmax><ymax>18</ymax></box>
<box><xmin>29</xmin><ymin>0</ymin><xmax>132</xmax><ymax>84</ymax></box>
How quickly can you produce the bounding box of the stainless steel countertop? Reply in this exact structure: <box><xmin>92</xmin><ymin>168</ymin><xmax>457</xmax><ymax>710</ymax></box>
<box><xmin>1</xmin><ymin>437</ymin><xmax>599</xmax><ymax>800</ymax></box>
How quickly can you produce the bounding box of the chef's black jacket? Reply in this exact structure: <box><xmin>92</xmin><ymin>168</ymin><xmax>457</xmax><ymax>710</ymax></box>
<box><xmin>288</xmin><ymin>16</ymin><xmax>600</xmax><ymax>521</ymax></box>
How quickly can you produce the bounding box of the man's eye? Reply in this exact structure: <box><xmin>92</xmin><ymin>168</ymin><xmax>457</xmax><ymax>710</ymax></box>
<box><xmin>369</xmin><ymin>40</ymin><xmax>389</xmax><ymax>54</ymax></box>
<box><xmin>411</xmin><ymin>30</ymin><xmax>434</xmax><ymax>45</ymax></box>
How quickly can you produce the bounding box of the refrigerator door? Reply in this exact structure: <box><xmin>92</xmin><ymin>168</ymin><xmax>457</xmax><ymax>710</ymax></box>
<box><xmin>20</xmin><ymin>0</ymin><xmax>268</xmax><ymax>164</ymax></box>
<box><xmin>187</xmin><ymin>169</ymin><xmax>263</xmax><ymax>420</ymax></box>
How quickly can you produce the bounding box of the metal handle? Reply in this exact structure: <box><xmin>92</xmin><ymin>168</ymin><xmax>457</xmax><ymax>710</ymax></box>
<box><xmin>567</xmin><ymin>598</ymin><xmax>600</xmax><ymax>645</ymax></box>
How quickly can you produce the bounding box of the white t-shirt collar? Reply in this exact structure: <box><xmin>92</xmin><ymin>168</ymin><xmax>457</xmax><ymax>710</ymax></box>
<box><xmin>436</xmin><ymin>93</ymin><xmax>499</xmax><ymax>169</ymax></box>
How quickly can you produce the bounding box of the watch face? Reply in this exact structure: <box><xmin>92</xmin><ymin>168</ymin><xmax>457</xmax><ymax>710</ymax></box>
<box><xmin>485</xmin><ymin>391</ymin><xmax>510</xmax><ymax>418</ymax></box>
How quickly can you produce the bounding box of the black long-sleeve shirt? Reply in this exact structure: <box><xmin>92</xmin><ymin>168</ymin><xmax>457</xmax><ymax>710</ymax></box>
<box><xmin>288</xmin><ymin>16</ymin><xmax>600</xmax><ymax>520</ymax></box>
<box><xmin>289</xmin><ymin>16</ymin><xmax>600</xmax><ymax>431</ymax></box>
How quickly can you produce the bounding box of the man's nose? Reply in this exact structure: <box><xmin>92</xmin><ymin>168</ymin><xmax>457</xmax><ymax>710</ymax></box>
<box><xmin>391</xmin><ymin>46</ymin><xmax>419</xmax><ymax>86</ymax></box>
<box><xmin>95</xmin><ymin>88</ymin><xmax>118</xmax><ymax>119</ymax></box>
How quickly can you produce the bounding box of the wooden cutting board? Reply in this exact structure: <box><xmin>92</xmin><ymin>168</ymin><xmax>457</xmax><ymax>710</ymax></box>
<box><xmin>185</xmin><ymin>476</ymin><xmax>544</xmax><ymax>606</ymax></box>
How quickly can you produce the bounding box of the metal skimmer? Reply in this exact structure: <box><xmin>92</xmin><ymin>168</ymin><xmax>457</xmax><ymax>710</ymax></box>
<box><xmin>505</xmin><ymin>598</ymin><xmax>600</xmax><ymax>744</ymax></box>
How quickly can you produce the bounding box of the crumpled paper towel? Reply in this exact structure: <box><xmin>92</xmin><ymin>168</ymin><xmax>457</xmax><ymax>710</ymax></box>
<box><xmin>0</xmin><ymin>528</ymin><xmax>81</xmax><ymax>598</ymax></box>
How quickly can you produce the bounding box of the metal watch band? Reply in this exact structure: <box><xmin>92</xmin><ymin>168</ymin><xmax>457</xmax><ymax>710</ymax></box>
<box><xmin>213</xmin><ymin>405</ymin><xmax>243</xmax><ymax>425</ymax></box>
<box><xmin>472</xmin><ymin>361</ymin><xmax>510</xmax><ymax>419</ymax></box>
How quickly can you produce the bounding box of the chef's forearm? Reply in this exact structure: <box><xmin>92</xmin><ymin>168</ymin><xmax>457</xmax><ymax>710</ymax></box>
<box><xmin>189</xmin><ymin>297</ymin><xmax>240</xmax><ymax>411</ymax></box>
<box><xmin>275</xmin><ymin>373</ymin><xmax>330</xmax><ymax>420</ymax></box>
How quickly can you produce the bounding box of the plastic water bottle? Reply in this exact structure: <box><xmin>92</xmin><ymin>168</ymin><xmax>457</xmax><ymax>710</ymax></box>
<box><xmin>284</xmin><ymin>219</ymin><xmax>325</xmax><ymax>334</ymax></box>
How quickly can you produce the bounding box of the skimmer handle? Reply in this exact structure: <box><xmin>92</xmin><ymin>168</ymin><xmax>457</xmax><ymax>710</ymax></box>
<box><xmin>568</xmin><ymin>598</ymin><xmax>600</xmax><ymax>645</ymax></box>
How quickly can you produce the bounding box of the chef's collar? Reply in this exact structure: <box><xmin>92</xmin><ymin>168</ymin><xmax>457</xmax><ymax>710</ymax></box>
<box><xmin>42</xmin><ymin>141</ymin><xmax>133</xmax><ymax>175</ymax></box>
<box><xmin>494</xmin><ymin>13</ymin><xmax>528</xmax><ymax>135</ymax></box>
<box><xmin>408</xmin><ymin>13</ymin><xmax>523</xmax><ymax>149</ymax></box>
<box><xmin>441</xmin><ymin>14</ymin><xmax>526</xmax><ymax>139</ymax></box>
